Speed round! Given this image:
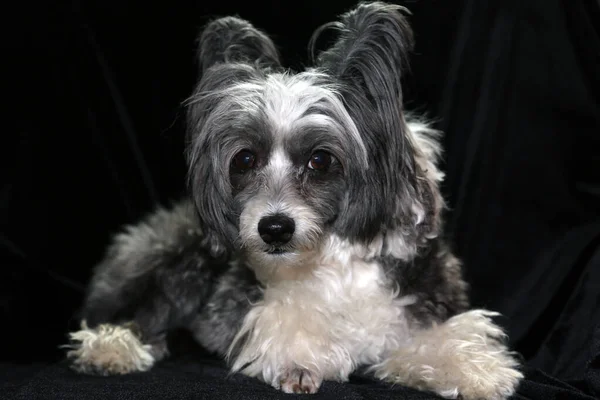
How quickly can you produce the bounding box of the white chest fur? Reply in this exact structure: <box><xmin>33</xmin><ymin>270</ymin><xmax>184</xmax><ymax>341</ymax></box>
<box><xmin>229</xmin><ymin>236</ymin><xmax>415</xmax><ymax>387</ymax></box>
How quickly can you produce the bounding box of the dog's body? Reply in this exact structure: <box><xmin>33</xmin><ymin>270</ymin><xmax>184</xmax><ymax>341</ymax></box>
<box><xmin>65</xmin><ymin>3</ymin><xmax>523</xmax><ymax>399</ymax></box>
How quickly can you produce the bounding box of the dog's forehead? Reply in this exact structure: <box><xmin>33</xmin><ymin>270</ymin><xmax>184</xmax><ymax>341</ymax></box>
<box><xmin>209</xmin><ymin>70</ymin><xmax>366</xmax><ymax>166</ymax></box>
<box><xmin>249</xmin><ymin>73</ymin><xmax>356</xmax><ymax>154</ymax></box>
<box><xmin>261</xmin><ymin>72</ymin><xmax>337</xmax><ymax>136</ymax></box>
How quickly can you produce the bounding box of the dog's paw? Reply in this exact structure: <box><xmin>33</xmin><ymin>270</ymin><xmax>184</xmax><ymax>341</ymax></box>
<box><xmin>373</xmin><ymin>310</ymin><xmax>523</xmax><ymax>400</ymax></box>
<box><xmin>278</xmin><ymin>368</ymin><xmax>323</xmax><ymax>394</ymax></box>
<box><xmin>423</xmin><ymin>360</ymin><xmax>522</xmax><ymax>400</ymax></box>
<box><xmin>64</xmin><ymin>321</ymin><xmax>155</xmax><ymax>376</ymax></box>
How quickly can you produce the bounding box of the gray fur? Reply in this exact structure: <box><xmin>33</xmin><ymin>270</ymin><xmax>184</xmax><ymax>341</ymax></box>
<box><xmin>65</xmin><ymin>4</ymin><xmax>519</xmax><ymax>398</ymax></box>
<box><xmin>312</xmin><ymin>2</ymin><xmax>441</xmax><ymax>247</ymax></box>
<box><xmin>197</xmin><ymin>16</ymin><xmax>281</xmax><ymax>75</ymax></box>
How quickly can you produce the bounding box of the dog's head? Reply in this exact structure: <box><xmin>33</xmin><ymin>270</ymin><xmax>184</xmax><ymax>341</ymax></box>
<box><xmin>185</xmin><ymin>2</ymin><xmax>444</xmax><ymax>278</ymax></box>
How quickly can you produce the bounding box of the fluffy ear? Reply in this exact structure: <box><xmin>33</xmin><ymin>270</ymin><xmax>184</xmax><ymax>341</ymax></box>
<box><xmin>312</xmin><ymin>2</ymin><xmax>444</xmax><ymax>258</ymax></box>
<box><xmin>185</xmin><ymin>17</ymin><xmax>281</xmax><ymax>252</ymax></box>
<box><xmin>197</xmin><ymin>16</ymin><xmax>281</xmax><ymax>74</ymax></box>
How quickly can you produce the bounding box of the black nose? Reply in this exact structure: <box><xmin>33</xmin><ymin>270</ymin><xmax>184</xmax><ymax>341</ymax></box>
<box><xmin>258</xmin><ymin>215</ymin><xmax>295</xmax><ymax>246</ymax></box>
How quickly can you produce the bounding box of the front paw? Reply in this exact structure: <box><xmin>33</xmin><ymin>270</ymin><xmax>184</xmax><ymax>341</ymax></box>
<box><xmin>64</xmin><ymin>321</ymin><xmax>155</xmax><ymax>376</ymax></box>
<box><xmin>373</xmin><ymin>310</ymin><xmax>523</xmax><ymax>400</ymax></box>
<box><xmin>278</xmin><ymin>368</ymin><xmax>323</xmax><ymax>394</ymax></box>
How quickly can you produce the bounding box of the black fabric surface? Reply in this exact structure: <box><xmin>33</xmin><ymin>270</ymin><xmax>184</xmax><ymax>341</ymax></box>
<box><xmin>2</xmin><ymin>359</ymin><xmax>600</xmax><ymax>400</ymax></box>
<box><xmin>3</xmin><ymin>0</ymin><xmax>600</xmax><ymax>399</ymax></box>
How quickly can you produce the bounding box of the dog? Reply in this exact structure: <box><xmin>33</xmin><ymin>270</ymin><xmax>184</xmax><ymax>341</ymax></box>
<box><xmin>64</xmin><ymin>2</ymin><xmax>523</xmax><ymax>399</ymax></box>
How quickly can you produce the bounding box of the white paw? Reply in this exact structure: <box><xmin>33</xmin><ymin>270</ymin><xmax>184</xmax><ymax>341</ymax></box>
<box><xmin>374</xmin><ymin>310</ymin><xmax>523</xmax><ymax>400</ymax></box>
<box><xmin>64</xmin><ymin>321</ymin><xmax>155</xmax><ymax>375</ymax></box>
<box><xmin>278</xmin><ymin>368</ymin><xmax>323</xmax><ymax>394</ymax></box>
<box><xmin>227</xmin><ymin>299</ymin><xmax>354</xmax><ymax>389</ymax></box>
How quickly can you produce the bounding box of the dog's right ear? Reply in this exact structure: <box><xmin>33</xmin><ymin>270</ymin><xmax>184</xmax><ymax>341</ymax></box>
<box><xmin>197</xmin><ymin>16</ymin><xmax>281</xmax><ymax>74</ymax></box>
<box><xmin>185</xmin><ymin>17</ymin><xmax>280</xmax><ymax>254</ymax></box>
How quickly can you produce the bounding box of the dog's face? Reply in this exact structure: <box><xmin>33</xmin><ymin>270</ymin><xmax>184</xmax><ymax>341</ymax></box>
<box><xmin>203</xmin><ymin>71</ymin><xmax>369</xmax><ymax>272</ymax></box>
<box><xmin>186</xmin><ymin>3</ymin><xmax>444</xmax><ymax>275</ymax></box>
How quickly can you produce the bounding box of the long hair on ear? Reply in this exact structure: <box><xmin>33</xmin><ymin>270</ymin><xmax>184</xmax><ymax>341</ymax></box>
<box><xmin>197</xmin><ymin>16</ymin><xmax>281</xmax><ymax>75</ymax></box>
<box><xmin>311</xmin><ymin>2</ymin><xmax>444</xmax><ymax>258</ymax></box>
<box><xmin>184</xmin><ymin>17</ymin><xmax>282</xmax><ymax>253</ymax></box>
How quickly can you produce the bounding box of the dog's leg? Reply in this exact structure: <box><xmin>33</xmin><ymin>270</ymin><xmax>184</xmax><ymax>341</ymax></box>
<box><xmin>64</xmin><ymin>200</ymin><xmax>215</xmax><ymax>376</ymax></box>
<box><xmin>65</xmin><ymin>289</ymin><xmax>174</xmax><ymax>376</ymax></box>
<box><xmin>227</xmin><ymin>299</ymin><xmax>354</xmax><ymax>394</ymax></box>
<box><xmin>226</xmin><ymin>271</ymin><xmax>405</xmax><ymax>394</ymax></box>
<box><xmin>371</xmin><ymin>310</ymin><xmax>523</xmax><ymax>400</ymax></box>
<box><xmin>65</xmin><ymin>320</ymin><xmax>165</xmax><ymax>376</ymax></box>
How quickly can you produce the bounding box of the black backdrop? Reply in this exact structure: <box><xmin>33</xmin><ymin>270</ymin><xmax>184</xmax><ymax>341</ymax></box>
<box><xmin>3</xmin><ymin>0</ymin><xmax>600</xmax><ymax>399</ymax></box>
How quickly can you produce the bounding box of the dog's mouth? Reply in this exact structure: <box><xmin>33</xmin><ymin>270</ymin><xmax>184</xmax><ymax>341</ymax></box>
<box><xmin>265</xmin><ymin>247</ymin><xmax>291</xmax><ymax>255</ymax></box>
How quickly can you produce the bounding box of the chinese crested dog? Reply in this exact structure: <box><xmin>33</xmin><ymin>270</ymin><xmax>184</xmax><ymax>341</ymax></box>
<box><xmin>65</xmin><ymin>2</ymin><xmax>523</xmax><ymax>399</ymax></box>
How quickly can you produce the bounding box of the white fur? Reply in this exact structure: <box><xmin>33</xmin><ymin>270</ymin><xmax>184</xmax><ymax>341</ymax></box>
<box><xmin>406</xmin><ymin>119</ymin><xmax>445</xmax><ymax>185</ymax></box>
<box><xmin>218</xmin><ymin>71</ymin><xmax>368</xmax><ymax>166</ymax></box>
<box><xmin>229</xmin><ymin>118</ymin><xmax>522</xmax><ymax>399</ymax></box>
<box><xmin>228</xmin><ymin>235</ymin><xmax>416</xmax><ymax>388</ymax></box>
<box><xmin>229</xmin><ymin>231</ymin><xmax>522</xmax><ymax>399</ymax></box>
<box><xmin>371</xmin><ymin>310</ymin><xmax>523</xmax><ymax>400</ymax></box>
<box><xmin>65</xmin><ymin>321</ymin><xmax>155</xmax><ymax>375</ymax></box>
<box><xmin>263</xmin><ymin>72</ymin><xmax>368</xmax><ymax>165</ymax></box>
<box><xmin>267</xmin><ymin>147</ymin><xmax>292</xmax><ymax>174</ymax></box>
<box><xmin>238</xmin><ymin>192</ymin><xmax>323</xmax><ymax>283</ymax></box>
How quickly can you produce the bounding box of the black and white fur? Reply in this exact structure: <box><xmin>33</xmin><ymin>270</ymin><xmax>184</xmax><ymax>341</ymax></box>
<box><xmin>65</xmin><ymin>3</ymin><xmax>523</xmax><ymax>399</ymax></box>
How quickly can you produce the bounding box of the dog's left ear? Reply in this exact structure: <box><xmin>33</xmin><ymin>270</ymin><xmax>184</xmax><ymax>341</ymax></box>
<box><xmin>313</xmin><ymin>2</ymin><xmax>444</xmax><ymax>258</ymax></box>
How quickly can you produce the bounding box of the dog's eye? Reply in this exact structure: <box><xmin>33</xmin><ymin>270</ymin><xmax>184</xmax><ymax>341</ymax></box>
<box><xmin>308</xmin><ymin>151</ymin><xmax>332</xmax><ymax>171</ymax></box>
<box><xmin>232</xmin><ymin>150</ymin><xmax>256</xmax><ymax>171</ymax></box>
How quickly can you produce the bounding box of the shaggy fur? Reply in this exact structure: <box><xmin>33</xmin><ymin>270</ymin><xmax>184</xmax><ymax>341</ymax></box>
<box><xmin>64</xmin><ymin>2</ymin><xmax>523</xmax><ymax>399</ymax></box>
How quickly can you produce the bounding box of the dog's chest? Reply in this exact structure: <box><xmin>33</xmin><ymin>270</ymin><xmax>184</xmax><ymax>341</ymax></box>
<box><xmin>258</xmin><ymin>254</ymin><xmax>412</xmax><ymax>365</ymax></box>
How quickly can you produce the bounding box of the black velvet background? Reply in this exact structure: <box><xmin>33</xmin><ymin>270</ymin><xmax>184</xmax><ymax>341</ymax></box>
<box><xmin>2</xmin><ymin>0</ymin><xmax>600</xmax><ymax>399</ymax></box>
